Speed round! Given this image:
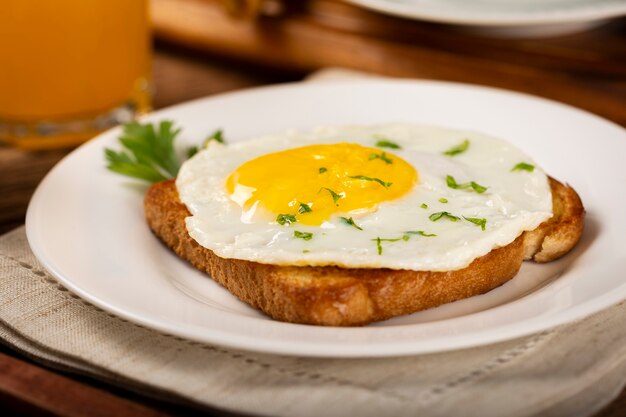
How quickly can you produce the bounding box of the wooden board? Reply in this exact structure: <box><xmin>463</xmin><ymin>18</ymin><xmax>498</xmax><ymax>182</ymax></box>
<box><xmin>151</xmin><ymin>0</ymin><xmax>626</xmax><ymax>126</ymax></box>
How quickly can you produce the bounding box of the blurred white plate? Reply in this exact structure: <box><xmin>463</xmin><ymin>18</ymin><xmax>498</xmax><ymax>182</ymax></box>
<box><xmin>348</xmin><ymin>0</ymin><xmax>626</xmax><ymax>37</ymax></box>
<box><xmin>26</xmin><ymin>79</ymin><xmax>626</xmax><ymax>357</ymax></box>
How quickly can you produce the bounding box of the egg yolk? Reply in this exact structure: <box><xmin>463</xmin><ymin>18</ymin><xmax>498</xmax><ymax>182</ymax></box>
<box><xmin>225</xmin><ymin>143</ymin><xmax>418</xmax><ymax>225</ymax></box>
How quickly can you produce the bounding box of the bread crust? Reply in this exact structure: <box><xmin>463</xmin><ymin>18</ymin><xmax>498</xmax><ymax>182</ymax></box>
<box><xmin>523</xmin><ymin>177</ymin><xmax>585</xmax><ymax>262</ymax></box>
<box><xmin>144</xmin><ymin>177</ymin><xmax>584</xmax><ymax>326</ymax></box>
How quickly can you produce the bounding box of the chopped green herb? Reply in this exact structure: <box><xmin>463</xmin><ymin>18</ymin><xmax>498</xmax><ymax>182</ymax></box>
<box><xmin>464</xmin><ymin>216</ymin><xmax>487</xmax><ymax>231</ymax></box>
<box><xmin>189</xmin><ymin>129</ymin><xmax>225</xmax><ymax>158</ymax></box>
<box><xmin>186</xmin><ymin>146</ymin><xmax>199</xmax><ymax>158</ymax></box>
<box><xmin>404</xmin><ymin>230</ymin><xmax>437</xmax><ymax>237</ymax></box>
<box><xmin>443</xmin><ymin>139</ymin><xmax>470</xmax><ymax>156</ymax></box>
<box><xmin>319</xmin><ymin>167</ymin><xmax>328</xmax><ymax>173</ymax></box>
<box><xmin>373</xmin><ymin>237</ymin><xmax>383</xmax><ymax>255</ymax></box>
<box><xmin>321</xmin><ymin>187</ymin><xmax>344</xmax><ymax>205</ymax></box>
<box><xmin>439</xmin><ymin>198</ymin><xmax>448</xmax><ymax>204</ymax></box>
<box><xmin>369</xmin><ymin>151</ymin><xmax>393</xmax><ymax>164</ymax></box>
<box><xmin>420</xmin><ymin>203</ymin><xmax>428</xmax><ymax>209</ymax></box>
<box><xmin>276</xmin><ymin>214</ymin><xmax>296</xmax><ymax>225</ymax></box>
<box><xmin>371</xmin><ymin>235</ymin><xmax>411</xmax><ymax>255</ymax></box>
<box><xmin>104</xmin><ymin>121</ymin><xmax>222</xmax><ymax>183</ymax></box>
<box><xmin>382</xmin><ymin>236</ymin><xmax>409</xmax><ymax>242</ymax></box>
<box><xmin>302</xmin><ymin>249</ymin><xmax>310</xmax><ymax>253</ymax></box>
<box><xmin>446</xmin><ymin>175</ymin><xmax>487</xmax><ymax>193</ymax></box>
<box><xmin>348</xmin><ymin>175</ymin><xmax>392</xmax><ymax>189</ymax></box>
<box><xmin>203</xmin><ymin>129</ymin><xmax>224</xmax><ymax>145</ymax></box>
<box><xmin>511</xmin><ymin>162</ymin><xmax>535</xmax><ymax>172</ymax></box>
<box><xmin>374</xmin><ymin>136</ymin><xmax>401</xmax><ymax>149</ymax></box>
<box><xmin>294</xmin><ymin>230</ymin><xmax>313</xmax><ymax>241</ymax></box>
<box><xmin>340</xmin><ymin>216</ymin><xmax>363</xmax><ymax>230</ymax></box>
<box><xmin>105</xmin><ymin>120</ymin><xmax>183</xmax><ymax>183</ymax></box>
<box><xmin>298</xmin><ymin>202</ymin><xmax>312</xmax><ymax>214</ymax></box>
<box><xmin>429</xmin><ymin>211</ymin><xmax>461</xmax><ymax>222</ymax></box>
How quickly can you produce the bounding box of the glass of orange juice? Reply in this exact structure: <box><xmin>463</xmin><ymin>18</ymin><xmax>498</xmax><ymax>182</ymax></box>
<box><xmin>0</xmin><ymin>0</ymin><xmax>151</xmax><ymax>150</ymax></box>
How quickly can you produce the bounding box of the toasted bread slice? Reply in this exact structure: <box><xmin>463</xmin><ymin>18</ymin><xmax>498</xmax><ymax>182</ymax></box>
<box><xmin>523</xmin><ymin>178</ymin><xmax>585</xmax><ymax>262</ymax></box>
<box><xmin>144</xmin><ymin>177</ymin><xmax>584</xmax><ymax>326</ymax></box>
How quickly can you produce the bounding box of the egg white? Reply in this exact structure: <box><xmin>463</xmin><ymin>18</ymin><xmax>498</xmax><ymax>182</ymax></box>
<box><xmin>176</xmin><ymin>124</ymin><xmax>552</xmax><ymax>271</ymax></box>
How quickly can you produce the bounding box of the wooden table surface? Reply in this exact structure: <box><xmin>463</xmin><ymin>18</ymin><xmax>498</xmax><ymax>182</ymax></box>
<box><xmin>1</xmin><ymin>6</ymin><xmax>626</xmax><ymax>415</ymax></box>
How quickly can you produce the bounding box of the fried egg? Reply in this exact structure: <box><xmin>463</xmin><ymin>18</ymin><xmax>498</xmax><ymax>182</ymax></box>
<box><xmin>176</xmin><ymin>124</ymin><xmax>552</xmax><ymax>271</ymax></box>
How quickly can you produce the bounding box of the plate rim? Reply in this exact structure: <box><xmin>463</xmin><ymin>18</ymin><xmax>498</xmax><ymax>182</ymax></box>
<box><xmin>347</xmin><ymin>0</ymin><xmax>626</xmax><ymax>26</ymax></box>
<box><xmin>25</xmin><ymin>78</ymin><xmax>626</xmax><ymax>358</ymax></box>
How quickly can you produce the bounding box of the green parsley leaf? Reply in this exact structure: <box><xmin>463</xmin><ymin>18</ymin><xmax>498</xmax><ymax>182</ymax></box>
<box><xmin>420</xmin><ymin>203</ymin><xmax>428</xmax><ymax>209</ymax></box>
<box><xmin>321</xmin><ymin>187</ymin><xmax>344</xmax><ymax>205</ymax></box>
<box><xmin>105</xmin><ymin>148</ymin><xmax>167</xmax><ymax>183</ymax></box>
<box><xmin>189</xmin><ymin>128</ymin><xmax>225</xmax><ymax>158</ymax></box>
<box><xmin>373</xmin><ymin>237</ymin><xmax>383</xmax><ymax>255</ymax></box>
<box><xmin>372</xmin><ymin>235</ymin><xmax>411</xmax><ymax>255</ymax></box>
<box><xmin>429</xmin><ymin>211</ymin><xmax>461</xmax><ymax>222</ymax></box>
<box><xmin>319</xmin><ymin>167</ymin><xmax>328</xmax><ymax>173</ymax></box>
<box><xmin>276</xmin><ymin>214</ymin><xmax>296</xmax><ymax>225</ymax></box>
<box><xmin>374</xmin><ymin>136</ymin><xmax>401</xmax><ymax>149</ymax></box>
<box><xmin>302</xmin><ymin>249</ymin><xmax>310</xmax><ymax>253</ymax></box>
<box><xmin>439</xmin><ymin>198</ymin><xmax>448</xmax><ymax>203</ymax></box>
<box><xmin>105</xmin><ymin>121</ymin><xmax>183</xmax><ymax>183</ymax></box>
<box><xmin>511</xmin><ymin>162</ymin><xmax>535</xmax><ymax>172</ymax></box>
<box><xmin>443</xmin><ymin>139</ymin><xmax>470</xmax><ymax>156</ymax></box>
<box><xmin>186</xmin><ymin>146</ymin><xmax>199</xmax><ymax>158</ymax></box>
<box><xmin>464</xmin><ymin>216</ymin><xmax>487</xmax><ymax>231</ymax></box>
<box><xmin>294</xmin><ymin>230</ymin><xmax>313</xmax><ymax>241</ymax></box>
<box><xmin>404</xmin><ymin>230</ymin><xmax>437</xmax><ymax>237</ymax></box>
<box><xmin>381</xmin><ymin>236</ymin><xmax>409</xmax><ymax>242</ymax></box>
<box><xmin>298</xmin><ymin>202</ymin><xmax>312</xmax><ymax>214</ymax></box>
<box><xmin>446</xmin><ymin>175</ymin><xmax>487</xmax><ymax>193</ymax></box>
<box><xmin>369</xmin><ymin>151</ymin><xmax>393</xmax><ymax>164</ymax></box>
<box><xmin>340</xmin><ymin>216</ymin><xmax>363</xmax><ymax>230</ymax></box>
<box><xmin>348</xmin><ymin>175</ymin><xmax>392</xmax><ymax>189</ymax></box>
<box><xmin>203</xmin><ymin>129</ymin><xmax>224</xmax><ymax>146</ymax></box>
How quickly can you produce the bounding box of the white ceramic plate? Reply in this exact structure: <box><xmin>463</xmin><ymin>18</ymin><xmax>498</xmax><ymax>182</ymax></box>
<box><xmin>348</xmin><ymin>0</ymin><xmax>626</xmax><ymax>37</ymax></box>
<box><xmin>26</xmin><ymin>80</ymin><xmax>626</xmax><ymax>358</ymax></box>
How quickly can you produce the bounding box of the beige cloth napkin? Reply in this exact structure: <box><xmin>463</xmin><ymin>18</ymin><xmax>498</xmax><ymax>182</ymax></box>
<box><xmin>1</xmin><ymin>227</ymin><xmax>626</xmax><ymax>417</ymax></box>
<box><xmin>2</xmin><ymin>70</ymin><xmax>626</xmax><ymax>416</ymax></box>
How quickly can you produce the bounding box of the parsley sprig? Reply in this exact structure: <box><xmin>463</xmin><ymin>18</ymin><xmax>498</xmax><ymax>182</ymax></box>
<box><xmin>105</xmin><ymin>121</ymin><xmax>223</xmax><ymax>183</ymax></box>
<box><xmin>105</xmin><ymin>121</ymin><xmax>182</xmax><ymax>183</ymax></box>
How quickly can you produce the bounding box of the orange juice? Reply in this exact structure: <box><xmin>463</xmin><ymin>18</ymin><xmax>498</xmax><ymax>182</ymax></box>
<box><xmin>0</xmin><ymin>0</ymin><xmax>151</xmax><ymax>149</ymax></box>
